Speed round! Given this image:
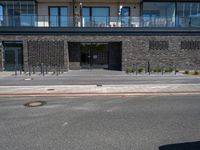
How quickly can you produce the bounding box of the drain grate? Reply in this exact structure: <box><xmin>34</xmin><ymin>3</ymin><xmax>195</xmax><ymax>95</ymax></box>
<box><xmin>47</xmin><ymin>89</ymin><xmax>55</xmax><ymax>91</ymax></box>
<box><xmin>24</xmin><ymin>101</ymin><xmax>47</xmax><ymax>107</ymax></box>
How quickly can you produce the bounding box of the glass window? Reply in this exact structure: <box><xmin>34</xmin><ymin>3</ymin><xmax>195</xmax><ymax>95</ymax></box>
<box><xmin>82</xmin><ymin>8</ymin><xmax>90</xmax><ymax>27</ymax></box>
<box><xmin>82</xmin><ymin>7</ymin><xmax>109</xmax><ymax>27</ymax></box>
<box><xmin>0</xmin><ymin>5</ymin><xmax>3</xmax><ymax>22</ymax></box>
<box><xmin>143</xmin><ymin>2</ymin><xmax>175</xmax><ymax>27</ymax></box>
<box><xmin>50</xmin><ymin>7</ymin><xmax>59</xmax><ymax>27</ymax></box>
<box><xmin>60</xmin><ymin>7</ymin><xmax>68</xmax><ymax>27</ymax></box>
<box><xmin>177</xmin><ymin>3</ymin><xmax>200</xmax><ymax>27</ymax></box>
<box><xmin>49</xmin><ymin>7</ymin><xmax>68</xmax><ymax>27</ymax></box>
<box><xmin>0</xmin><ymin>0</ymin><xmax>36</xmax><ymax>26</ymax></box>
<box><xmin>121</xmin><ymin>7</ymin><xmax>130</xmax><ymax>27</ymax></box>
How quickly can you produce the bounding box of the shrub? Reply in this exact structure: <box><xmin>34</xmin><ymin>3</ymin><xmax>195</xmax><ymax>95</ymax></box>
<box><xmin>153</xmin><ymin>68</ymin><xmax>162</xmax><ymax>73</ymax></box>
<box><xmin>138</xmin><ymin>68</ymin><xmax>144</xmax><ymax>73</ymax></box>
<box><xmin>126</xmin><ymin>67</ymin><xmax>133</xmax><ymax>74</ymax></box>
<box><xmin>175</xmin><ymin>70</ymin><xmax>179</xmax><ymax>73</ymax></box>
<box><xmin>193</xmin><ymin>71</ymin><xmax>199</xmax><ymax>75</ymax></box>
<box><xmin>165</xmin><ymin>67</ymin><xmax>173</xmax><ymax>73</ymax></box>
<box><xmin>184</xmin><ymin>70</ymin><xmax>189</xmax><ymax>74</ymax></box>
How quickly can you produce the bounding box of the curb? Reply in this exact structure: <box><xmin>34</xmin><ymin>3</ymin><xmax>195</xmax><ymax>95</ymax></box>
<box><xmin>0</xmin><ymin>91</ymin><xmax>200</xmax><ymax>97</ymax></box>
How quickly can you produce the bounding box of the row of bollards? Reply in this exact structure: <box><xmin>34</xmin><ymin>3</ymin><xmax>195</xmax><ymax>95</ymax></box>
<box><xmin>14</xmin><ymin>64</ymin><xmax>65</xmax><ymax>77</ymax></box>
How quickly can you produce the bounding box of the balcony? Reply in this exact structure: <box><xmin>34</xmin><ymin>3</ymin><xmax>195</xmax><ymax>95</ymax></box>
<box><xmin>0</xmin><ymin>15</ymin><xmax>200</xmax><ymax>28</ymax></box>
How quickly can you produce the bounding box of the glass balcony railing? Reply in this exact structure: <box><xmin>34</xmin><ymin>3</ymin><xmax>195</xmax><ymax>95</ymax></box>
<box><xmin>0</xmin><ymin>15</ymin><xmax>200</xmax><ymax>28</ymax></box>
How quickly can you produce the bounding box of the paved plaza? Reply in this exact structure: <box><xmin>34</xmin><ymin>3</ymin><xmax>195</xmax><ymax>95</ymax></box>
<box><xmin>0</xmin><ymin>70</ymin><xmax>200</xmax><ymax>86</ymax></box>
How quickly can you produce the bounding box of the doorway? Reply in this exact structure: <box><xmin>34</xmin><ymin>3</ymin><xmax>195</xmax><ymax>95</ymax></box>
<box><xmin>3</xmin><ymin>41</ymin><xmax>23</xmax><ymax>71</ymax></box>
<box><xmin>80</xmin><ymin>43</ymin><xmax>108</xmax><ymax>69</ymax></box>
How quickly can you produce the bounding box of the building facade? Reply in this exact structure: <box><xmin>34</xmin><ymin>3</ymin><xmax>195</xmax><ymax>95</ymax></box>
<box><xmin>0</xmin><ymin>0</ymin><xmax>200</xmax><ymax>71</ymax></box>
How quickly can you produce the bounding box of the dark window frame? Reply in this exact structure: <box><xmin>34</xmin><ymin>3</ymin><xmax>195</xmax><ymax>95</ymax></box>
<box><xmin>48</xmin><ymin>6</ymin><xmax>68</xmax><ymax>27</ymax></box>
<box><xmin>82</xmin><ymin>6</ymin><xmax>110</xmax><ymax>27</ymax></box>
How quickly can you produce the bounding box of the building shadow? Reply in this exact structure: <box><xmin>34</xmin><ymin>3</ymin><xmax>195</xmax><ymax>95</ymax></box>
<box><xmin>159</xmin><ymin>141</ymin><xmax>200</xmax><ymax>150</ymax></box>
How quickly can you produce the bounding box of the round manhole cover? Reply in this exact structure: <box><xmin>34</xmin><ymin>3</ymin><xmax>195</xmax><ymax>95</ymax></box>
<box><xmin>24</xmin><ymin>101</ymin><xmax>47</xmax><ymax>107</ymax></box>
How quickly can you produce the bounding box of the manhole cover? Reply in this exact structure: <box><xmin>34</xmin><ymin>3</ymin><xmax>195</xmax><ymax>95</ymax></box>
<box><xmin>24</xmin><ymin>101</ymin><xmax>46</xmax><ymax>107</ymax></box>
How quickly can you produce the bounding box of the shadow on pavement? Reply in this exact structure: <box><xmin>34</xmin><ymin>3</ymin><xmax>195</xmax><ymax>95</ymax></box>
<box><xmin>159</xmin><ymin>141</ymin><xmax>200</xmax><ymax>150</ymax></box>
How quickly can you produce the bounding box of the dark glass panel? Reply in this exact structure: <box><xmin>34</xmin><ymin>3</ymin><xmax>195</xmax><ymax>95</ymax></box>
<box><xmin>60</xmin><ymin>7</ymin><xmax>68</xmax><ymax>27</ymax></box>
<box><xmin>50</xmin><ymin>7</ymin><xmax>59</xmax><ymax>27</ymax></box>
<box><xmin>143</xmin><ymin>2</ymin><xmax>175</xmax><ymax>27</ymax></box>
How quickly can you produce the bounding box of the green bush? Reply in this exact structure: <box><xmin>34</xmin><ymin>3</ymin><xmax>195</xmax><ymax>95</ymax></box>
<box><xmin>153</xmin><ymin>68</ymin><xmax>162</xmax><ymax>73</ymax></box>
<box><xmin>164</xmin><ymin>67</ymin><xmax>173</xmax><ymax>73</ymax></box>
<box><xmin>193</xmin><ymin>71</ymin><xmax>199</xmax><ymax>75</ymax></box>
<box><xmin>184</xmin><ymin>70</ymin><xmax>189</xmax><ymax>74</ymax></box>
<box><xmin>138</xmin><ymin>68</ymin><xmax>144</xmax><ymax>73</ymax></box>
<box><xmin>126</xmin><ymin>67</ymin><xmax>133</xmax><ymax>74</ymax></box>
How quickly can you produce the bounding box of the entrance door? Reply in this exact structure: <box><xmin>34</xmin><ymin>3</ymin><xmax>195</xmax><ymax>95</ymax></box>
<box><xmin>4</xmin><ymin>48</ymin><xmax>18</xmax><ymax>71</ymax></box>
<box><xmin>80</xmin><ymin>43</ymin><xmax>108</xmax><ymax>69</ymax></box>
<box><xmin>3</xmin><ymin>42</ymin><xmax>23</xmax><ymax>71</ymax></box>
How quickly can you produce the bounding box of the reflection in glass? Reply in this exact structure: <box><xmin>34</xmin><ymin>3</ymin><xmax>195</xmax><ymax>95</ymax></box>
<box><xmin>0</xmin><ymin>1</ymin><xmax>36</xmax><ymax>26</ymax></box>
<box><xmin>0</xmin><ymin>5</ymin><xmax>3</xmax><ymax>24</ymax></box>
<box><xmin>60</xmin><ymin>7</ymin><xmax>68</xmax><ymax>27</ymax></box>
<box><xmin>82</xmin><ymin>7</ymin><xmax>109</xmax><ymax>27</ymax></box>
<box><xmin>143</xmin><ymin>2</ymin><xmax>175</xmax><ymax>27</ymax></box>
<box><xmin>121</xmin><ymin>7</ymin><xmax>130</xmax><ymax>27</ymax></box>
<box><xmin>50</xmin><ymin>7</ymin><xmax>59</xmax><ymax>27</ymax></box>
<box><xmin>177</xmin><ymin>3</ymin><xmax>200</xmax><ymax>27</ymax></box>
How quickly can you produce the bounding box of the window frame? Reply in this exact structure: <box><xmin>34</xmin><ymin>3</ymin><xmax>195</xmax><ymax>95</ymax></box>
<box><xmin>82</xmin><ymin>6</ymin><xmax>110</xmax><ymax>27</ymax></box>
<box><xmin>48</xmin><ymin>6</ymin><xmax>68</xmax><ymax>27</ymax></box>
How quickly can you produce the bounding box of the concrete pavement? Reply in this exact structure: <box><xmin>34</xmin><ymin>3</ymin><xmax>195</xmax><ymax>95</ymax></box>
<box><xmin>0</xmin><ymin>70</ymin><xmax>200</xmax><ymax>86</ymax></box>
<box><xmin>0</xmin><ymin>84</ymin><xmax>200</xmax><ymax>96</ymax></box>
<box><xmin>0</xmin><ymin>70</ymin><xmax>200</xmax><ymax>96</ymax></box>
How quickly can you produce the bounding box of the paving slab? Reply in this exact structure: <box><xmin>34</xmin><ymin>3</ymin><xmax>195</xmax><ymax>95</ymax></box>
<box><xmin>0</xmin><ymin>84</ymin><xmax>199</xmax><ymax>96</ymax></box>
<box><xmin>0</xmin><ymin>70</ymin><xmax>200</xmax><ymax>86</ymax></box>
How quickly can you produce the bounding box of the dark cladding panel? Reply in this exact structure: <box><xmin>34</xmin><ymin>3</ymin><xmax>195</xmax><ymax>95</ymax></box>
<box><xmin>68</xmin><ymin>42</ymin><xmax>81</xmax><ymax>70</ymax></box>
<box><xmin>27</xmin><ymin>41</ymin><xmax>64</xmax><ymax>66</ymax></box>
<box><xmin>108</xmin><ymin>42</ymin><xmax>122</xmax><ymax>71</ymax></box>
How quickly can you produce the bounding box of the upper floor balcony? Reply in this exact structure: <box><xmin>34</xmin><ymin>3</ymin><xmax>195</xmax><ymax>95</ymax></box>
<box><xmin>0</xmin><ymin>0</ymin><xmax>200</xmax><ymax>35</ymax></box>
<box><xmin>0</xmin><ymin>15</ymin><xmax>200</xmax><ymax>28</ymax></box>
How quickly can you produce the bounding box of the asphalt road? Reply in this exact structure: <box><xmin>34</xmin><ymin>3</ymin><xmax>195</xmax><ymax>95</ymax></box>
<box><xmin>0</xmin><ymin>95</ymin><xmax>200</xmax><ymax>150</ymax></box>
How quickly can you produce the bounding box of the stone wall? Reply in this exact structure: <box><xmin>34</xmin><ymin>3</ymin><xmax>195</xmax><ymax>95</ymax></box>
<box><xmin>122</xmin><ymin>36</ymin><xmax>200</xmax><ymax>70</ymax></box>
<box><xmin>27</xmin><ymin>41</ymin><xmax>65</xmax><ymax>67</ymax></box>
<box><xmin>0</xmin><ymin>35</ymin><xmax>200</xmax><ymax>71</ymax></box>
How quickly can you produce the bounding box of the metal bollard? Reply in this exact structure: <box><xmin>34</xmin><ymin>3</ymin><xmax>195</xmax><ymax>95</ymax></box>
<box><xmin>19</xmin><ymin>65</ymin><xmax>22</xmax><ymax>75</ymax></box>
<box><xmin>174</xmin><ymin>65</ymin><xmax>177</xmax><ymax>75</ymax></box>
<box><xmin>32</xmin><ymin>66</ymin><xmax>35</xmax><ymax>74</ymax></box>
<box><xmin>56</xmin><ymin>66</ymin><xmax>59</xmax><ymax>76</ymax></box>
<box><xmin>28</xmin><ymin>66</ymin><xmax>31</xmax><ymax>76</ymax></box>
<box><xmin>148</xmin><ymin>62</ymin><xmax>150</xmax><ymax>74</ymax></box>
<box><xmin>41</xmin><ymin>63</ymin><xmax>45</xmax><ymax>76</ymax></box>
<box><xmin>135</xmin><ymin>64</ymin><xmax>138</xmax><ymax>76</ymax></box>
<box><xmin>46</xmin><ymin>65</ymin><xmax>48</xmax><ymax>74</ymax></box>
<box><xmin>162</xmin><ymin>67</ymin><xmax>164</xmax><ymax>75</ymax></box>
<box><xmin>15</xmin><ymin>65</ymin><xmax>17</xmax><ymax>77</ymax></box>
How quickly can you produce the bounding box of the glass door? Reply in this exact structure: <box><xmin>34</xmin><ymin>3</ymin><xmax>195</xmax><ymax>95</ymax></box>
<box><xmin>80</xmin><ymin>43</ymin><xmax>108</xmax><ymax>69</ymax></box>
<box><xmin>80</xmin><ymin>43</ymin><xmax>91</xmax><ymax>69</ymax></box>
<box><xmin>82</xmin><ymin>7</ymin><xmax>109</xmax><ymax>27</ymax></box>
<box><xmin>121</xmin><ymin>7</ymin><xmax>130</xmax><ymax>27</ymax></box>
<box><xmin>4</xmin><ymin>48</ymin><xmax>18</xmax><ymax>71</ymax></box>
<box><xmin>49</xmin><ymin>7</ymin><xmax>68</xmax><ymax>27</ymax></box>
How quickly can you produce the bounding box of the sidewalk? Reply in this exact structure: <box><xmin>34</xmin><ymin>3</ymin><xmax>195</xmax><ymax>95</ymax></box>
<box><xmin>0</xmin><ymin>84</ymin><xmax>200</xmax><ymax>96</ymax></box>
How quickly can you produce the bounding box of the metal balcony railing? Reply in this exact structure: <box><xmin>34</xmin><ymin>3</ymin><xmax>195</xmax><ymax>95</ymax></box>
<box><xmin>0</xmin><ymin>15</ymin><xmax>200</xmax><ymax>28</ymax></box>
